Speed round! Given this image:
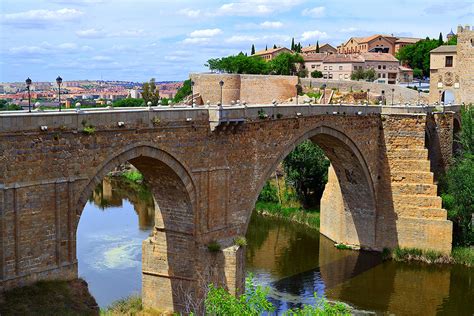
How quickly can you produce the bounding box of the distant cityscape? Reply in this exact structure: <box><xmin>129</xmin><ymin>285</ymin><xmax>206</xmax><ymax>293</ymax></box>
<box><xmin>0</xmin><ymin>80</ymin><xmax>182</xmax><ymax>109</ymax></box>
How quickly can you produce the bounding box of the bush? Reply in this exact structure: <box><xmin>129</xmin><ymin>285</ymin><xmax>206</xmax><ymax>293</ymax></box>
<box><xmin>113</xmin><ymin>98</ymin><xmax>144</xmax><ymax>107</ymax></box>
<box><xmin>121</xmin><ymin>170</ymin><xmax>143</xmax><ymax>183</ymax></box>
<box><xmin>173</xmin><ymin>79</ymin><xmax>192</xmax><ymax>103</ymax></box>
<box><xmin>207</xmin><ymin>241</ymin><xmax>221</xmax><ymax>252</ymax></box>
<box><xmin>311</xmin><ymin>70</ymin><xmax>323</xmax><ymax>78</ymax></box>
<box><xmin>258</xmin><ymin>181</ymin><xmax>279</xmax><ymax>203</ymax></box>
<box><xmin>234</xmin><ymin>236</ymin><xmax>248</xmax><ymax>247</ymax></box>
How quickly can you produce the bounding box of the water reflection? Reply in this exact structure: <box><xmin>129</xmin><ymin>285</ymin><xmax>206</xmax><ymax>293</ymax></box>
<box><xmin>80</xmin><ymin>178</ymin><xmax>474</xmax><ymax>315</ymax></box>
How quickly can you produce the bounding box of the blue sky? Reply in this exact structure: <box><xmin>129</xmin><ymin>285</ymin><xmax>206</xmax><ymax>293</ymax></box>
<box><xmin>0</xmin><ymin>0</ymin><xmax>472</xmax><ymax>82</ymax></box>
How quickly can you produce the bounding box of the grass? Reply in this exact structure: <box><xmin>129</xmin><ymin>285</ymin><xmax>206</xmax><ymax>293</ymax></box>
<box><xmin>0</xmin><ymin>279</ymin><xmax>98</xmax><ymax>316</ymax></box>
<box><xmin>234</xmin><ymin>236</ymin><xmax>248</xmax><ymax>247</ymax></box>
<box><xmin>207</xmin><ymin>240</ymin><xmax>221</xmax><ymax>252</ymax></box>
<box><xmin>255</xmin><ymin>201</ymin><xmax>320</xmax><ymax>230</ymax></box>
<box><xmin>100</xmin><ymin>296</ymin><xmax>164</xmax><ymax>316</ymax></box>
<box><xmin>452</xmin><ymin>247</ymin><xmax>474</xmax><ymax>267</ymax></box>
<box><xmin>121</xmin><ymin>170</ymin><xmax>144</xmax><ymax>183</ymax></box>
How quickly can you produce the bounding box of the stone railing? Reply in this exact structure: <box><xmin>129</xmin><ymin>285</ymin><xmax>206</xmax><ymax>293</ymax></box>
<box><xmin>0</xmin><ymin>104</ymin><xmax>461</xmax><ymax>133</ymax></box>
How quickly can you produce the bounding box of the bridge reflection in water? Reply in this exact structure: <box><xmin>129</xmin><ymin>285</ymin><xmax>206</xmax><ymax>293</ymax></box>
<box><xmin>82</xmin><ymin>178</ymin><xmax>472</xmax><ymax>315</ymax></box>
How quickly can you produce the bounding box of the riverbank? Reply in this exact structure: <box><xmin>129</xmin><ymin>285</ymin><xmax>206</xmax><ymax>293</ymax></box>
<box><xmin>255</xmin><ymin>201</ymin><xmax>320</xmax><ymax>230</ymax></box>
<box><xmin>0</xmin><ymin>279</ymin><xmax>99</xmax><ymax>315</ymax></box>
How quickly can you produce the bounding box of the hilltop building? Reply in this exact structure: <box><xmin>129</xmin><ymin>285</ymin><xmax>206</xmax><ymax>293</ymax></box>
<box><xmin>302</xmin><ymin>52</ymin><xmax>408</xmax><ymax>84</ymax></box>
<box><xmin>429</xmin><ymin>25</ymin><xmax>474</xmax><ymax>104</ymax></box>
<box><xmin>301</xmin><ymin>43</ymin><xmax>337</xmax><ymax>55</ymax></box>
<box><xmin>251</xmin><ymin>47</ymin><xmax>292</xmax><ymax>61</ymax></box>
<box><xmin>337</xmin><ymin>34</ymin><xmax>422</xmax><ymax>56</ymax></box>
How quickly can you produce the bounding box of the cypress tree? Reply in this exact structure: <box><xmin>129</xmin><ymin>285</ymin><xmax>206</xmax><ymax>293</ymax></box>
<box><xmin>438</xmin><ymin>32</ymin><xmax>443</xmax><ymax>45</ymax></box>
<box><xmin>291</xmin><ymin>37</ymin><xmax>295</xmax><ymax>51</ymax></box>
<box><xmin>316</xmin><ymin>41</ymin><xmax>320</xmax><ymax>53</ymax></box>
<box><xmin>251</xmin><ymin>44</ymin><xmax>255</xmax><ymax>55</ymax></box>
<box><xmin>265</xmin><ymin>45</ymin><xmax>268</xmax><ymax>51</ymax></box>
<box><xmin>273</xmin><ymin>44</ymin><xmax>277</xmax><ymax>49</ymax></box>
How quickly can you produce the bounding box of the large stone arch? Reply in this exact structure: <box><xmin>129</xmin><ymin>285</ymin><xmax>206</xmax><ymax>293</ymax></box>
<box><xmin>75</xmin><ymin>144</ymin><xmax>199</xmax><ymax>313</ymax></box>
<box><xmin>249</xmin><ymin>124</ymin><xmax>378</xmax><ymax>249</ymax></box>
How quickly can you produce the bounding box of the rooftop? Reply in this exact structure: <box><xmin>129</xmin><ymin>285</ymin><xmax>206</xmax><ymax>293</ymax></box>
<box><xmin>301</xmin><ymin>43</ymin><xmax>335</xmax><ymax>52</ymax></box>
<box><xmin>430</xmin><ymin>45</ymin><xmax>457</xmax><ymax>53</ymax></box>
<box><xmin>323</xmin><ymin>54</ymin><xmax>365</xmax><ymax>63</ymax></box>
<box><xmin>253</xmin><ymin>47</ymin><xmax>291</xmax><ymax>56</ymax></box>
<box><xmin>361</xmin><ymin>52</ymin><xmax>399</xmax><ymax>62</ymax></box>
<box><xmin>396</xmin><ymin>37</ymin><xmax>422</xmax><ymax>44</ymax></box>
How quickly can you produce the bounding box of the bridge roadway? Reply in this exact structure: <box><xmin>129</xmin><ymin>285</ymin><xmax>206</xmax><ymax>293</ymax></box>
<box><xmin>0</xmin><ymin>103</ymin><xmax>460</xmax><ymax>313</ymax></box>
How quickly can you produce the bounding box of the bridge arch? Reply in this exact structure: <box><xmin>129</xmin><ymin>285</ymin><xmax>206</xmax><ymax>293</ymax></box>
<box><xmin>75</xmin><ymin>144</ymin><xmax>199</xmax><ymax>312</ymax></box>
<box><xmin>249</xmin><ymin>124</ymin><xmax>378</xmax><ymax>249</ymax></box>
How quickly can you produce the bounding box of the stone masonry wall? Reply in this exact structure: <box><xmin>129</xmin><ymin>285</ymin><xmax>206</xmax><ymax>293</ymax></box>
<box><xmin>0</xmin><ymin>107</ymin><xmax>454</xmax><ymax>312</ymax></box>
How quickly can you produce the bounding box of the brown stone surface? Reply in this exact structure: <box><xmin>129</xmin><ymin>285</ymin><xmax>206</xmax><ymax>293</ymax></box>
<box><xmin>0</xmin><ymin>106</ymin><xmax>456</xmax><ymax>313</ymax></box>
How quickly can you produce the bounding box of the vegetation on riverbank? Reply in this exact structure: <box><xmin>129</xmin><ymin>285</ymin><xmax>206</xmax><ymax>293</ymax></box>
<box><xmin>255</xmin><ymin>201</ymin><xmax>320</xmax><ymax>230</ymax></box>
<box><xmin>382</xmin><ymin>246</ymin><xmax>474</xmax><ymax>267</ymax></box>
<box><xmin>0</xmin><ymin>279</ymin><xmax>99</xmax><ymax>316</ymax></box>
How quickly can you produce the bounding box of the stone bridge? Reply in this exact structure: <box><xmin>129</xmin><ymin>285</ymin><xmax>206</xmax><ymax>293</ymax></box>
<box><xmin>0</xmin><ymin>103</ymin><xmax>460</xmax><ymax>313</ymax></box>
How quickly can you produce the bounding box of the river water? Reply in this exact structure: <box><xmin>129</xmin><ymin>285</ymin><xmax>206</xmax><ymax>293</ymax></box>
<box><xmin>77</xmin><ymin>178</ymin><xmax>474</xmax><ymax>315</ymax></box>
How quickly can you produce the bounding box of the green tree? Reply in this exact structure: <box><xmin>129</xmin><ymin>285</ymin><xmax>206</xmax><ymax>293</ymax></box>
<box><xmin>413</xmin><ymin>68</ymin><xmax>424</xmax><ymax>80</ymax></box>
<box><xmin>438</xmin><ymin>32</ymin><xmax>443</xmax><ymax>45</ymax></box>
<box><xmin>265</xmin><ymin>45</ymin><xmax>268</xmax><ymax>51</ymax></box>
<box><xmin>447</xmin><ymin>35</ymin><xmax>458</xmax><ymax>45</ymax></box>
<box><xmin>273</xmin><ymin>44</ymin><xmax>277</xmax><ymax>49</ymax></box>
<box><xmin>251</xmin><ymin>44</ymin><xmax>255</xmax><ymax>55</ymax></box>
<box><xmin>365</xmin><ymin>68</ymin><xmax>376</xmax><ymax>81</ymax></box>
<box><xmin>268</xmin><ymin>53</ymin><xmax>304</xmax><ymax>76</ymax></box>
<box><xmin>0</xmin><ymin>99</ymin><xmax>21</xmax><ymax>111</ymax></box>
<box><xmin>440</xmin><ymin>106</ymin><xmax>474</xmax><ymax>246</ymax></box>
<box><xmin>173</xmin><ymin>79</ymin><xmax>192</xmax><ymax>103</ymax></box>
<box><xmin>311</xmin><ymin>70</ymin><xmax>323</xmax><ymax>78</ymax></box>
<box><xmin>291</xmin><ymin>37</ymin><xmax>295</xmax><ymax>51</ymax></box>
<box><xmin>396</xmin><ymin>38</ymin><xmax>441</xmax><ymax>77</ymax></box>
<box><xmin>283</xmin><ymin>140</ymin><xmax>330</xmax><ymax>208</ymax></box>
<box><xmin>206</xmin><ymin>53</ymin><xmax>269</xmax><ymax>74</ymax></box>
<box><xmin>258</xmin><ymin>182</ymin><xmax>279</xmax><ymax>203</ymax></box>
<box><xmin>316</xmin><ymin>41</ymin><xmax>320</xmax><ymax>53</ymax></box>
<box><xmin>113</xmin><ymin>98</ymin><xmax>144</xmax><ymax>107</ymax></box>
<box><xmin>141</xmin><ymin>78</ymin><xmax>160</xmax><ymax>106</ymax></box>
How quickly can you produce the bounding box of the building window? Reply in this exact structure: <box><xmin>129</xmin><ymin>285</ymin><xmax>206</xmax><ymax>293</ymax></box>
<box><xmin>311</xmin><ymin>65</ymin><xmax>315</xmax><ymax>69</ymax></box>
<box><xmin>383</xmin><ymin>65</ymin><xmax>386</xmax><ymax>69</ymax></box>
<box><xmin>382</xmin><ymin>73</ymin><xmax>386</xmax><ymax>78</ymax></box>
<box><xmin>323</xmin><ymin>74</ymin><xmax>327</xmax><ymax>79</ymax></box>
<box><xmin>339</xmin><ymin>66</ymin><xmax>343</xmax><ymax>70</ymax></box>
<box><xmin>378</xmin><ymin>65</ymin><xmax>381</xmax><ymax>69</ymax></box>
<box><xmin>445</xmin><ymin>56</ymin><xmax>453</xmax><ymax>67</ymax></box>
<box><xmin>344</xmin><ymin>74</ymin><xmax>349</xmax><ymax>79</ymax></box>
<box><xmin>329</xmin><ymin>74</ymin><xmax>333</xmax><ymax>79</ymax></box>
<box><xmin>329</xmin><ymin>66</ymin><xmax>333</xmax><ymax>70</ymax></box>
<box><xmin>324</xmin><ymin>66</ymin><xmax>328</xmax><ymax>70</ymax></box>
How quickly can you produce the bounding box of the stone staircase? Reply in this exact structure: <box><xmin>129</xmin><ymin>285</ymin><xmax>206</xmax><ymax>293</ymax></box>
<box><xmin>387</xmin><ymin>146</ymin><xmax>446</xmax><ymax>221</ymax></box>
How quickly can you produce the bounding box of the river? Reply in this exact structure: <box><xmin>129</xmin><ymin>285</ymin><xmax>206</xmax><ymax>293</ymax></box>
<box><xmin>77</xmin><ymin>177</ymin><xmax>474</xmax><ymax>315</ymax></box>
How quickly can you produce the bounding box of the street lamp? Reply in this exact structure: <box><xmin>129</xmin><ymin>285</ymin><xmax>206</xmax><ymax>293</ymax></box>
<box><xmin>295</xmin><ymin>84</ymin><xmax>299</xmax><ymax>105</ymax></box>
<box><xmin>219</xmin><ymin>80</ymin><xmax>224</xmax><ymax>106</ymax></box>
<box><xmin>381</xmin><ymin>90</ymin><xmax>385</xmax><ymax>105</ymax></box>
<box><xmin>322</xmin><ymin>83</ymin><xmax>327</xmax><ymax>104</ymax></box>
<box><xmin>391</xmin><ymin>88</ymin><xmax>395</xmax><ymax>106</ymax></box>
<box><xmin>367</xmin><ymin>88</ymin><xmax>370</xmax><ymax>104</ymax></box>
<box><xmin>190</xmin><ymin>80</ymin><xmax>195</xmax><ymax>108</ymax></box>
<box><xmin>25</xmin><ymin>77</ymin><xmax>32</xmax><ymax>112</ymax></box>
<box><xmin>56</xmin><ymin>76</ymin><xmax>62</xmax><ymax>111</ymax></box>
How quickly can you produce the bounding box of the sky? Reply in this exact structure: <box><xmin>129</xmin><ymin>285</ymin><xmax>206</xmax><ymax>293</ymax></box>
<box><xmin>0</xmin><ymin>0</ymin><xmax>472</xmax><ymax>82</ymax></box>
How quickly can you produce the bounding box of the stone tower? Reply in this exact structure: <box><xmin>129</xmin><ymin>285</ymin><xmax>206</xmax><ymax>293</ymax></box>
<box><xmin>456</xmin><ymin>25</ymin><xmax>474</xmax><ymax>104</ymax></box>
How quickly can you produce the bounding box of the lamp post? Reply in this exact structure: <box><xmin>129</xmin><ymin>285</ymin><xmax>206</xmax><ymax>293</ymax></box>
<box><xmin>295</xmin><ymin>84</ymin><xmax>299</xmax><ymax>105</ymax></box>
<box><xmin>367</xmin><ymin>88</ymin><xmax>370</xmax><ymax>104</ymax></box>
<box><xmin>219</xmin><ymin>80</ymin><xmax>224</xmax><ymax>106</ymax></box>
<box><xmin>381</xmin><ymin>90</ymin><xmax>385</xmax><ymax>105</ymax></box>
<box><xmin>322</xmin><ymin>83</ymin><xmax>327</xmax><ymax>104</ymax></box>
<box><xmin>391</xmin><ymin>88</ymin><xmax>394</xmax><ymax>106</ymax></box>
<box><xmin>56</xmin><ymin>76</ymin><xmax>62</xmax><ymax>111</ymax></box>
<box><xmin>25</xmin><ymin>77</ymin><xmax>32</xmax><ymax>112</ymax></box>
<box><xmin>190</xmin><ymin>80</ymin><xmax>195</xmax><ymax>108</ymax></box>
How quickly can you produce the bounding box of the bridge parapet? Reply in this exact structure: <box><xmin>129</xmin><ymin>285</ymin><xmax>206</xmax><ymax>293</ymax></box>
<box><xmin>0</xmin><ymin>104</ymin><xmax>461</xmax><ymax>134</ymax></box>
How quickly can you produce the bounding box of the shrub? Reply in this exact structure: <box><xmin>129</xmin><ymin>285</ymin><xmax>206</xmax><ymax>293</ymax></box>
<box><xmin>257</xmin><ymin>109</ymin><xmax>268</xmax><ymax>120</ymax></box>
<box><xmin>311</xmin><ymin>70</ymin><xmax>323</xmax><ymax>78</ymax></box>
<box><xmin>121</xmin><ymin>170</ymin><xmax>143</xmax><ymax>183</ymax></box>
<box><xmin>234</xmin><ymin>236</ymin><xmax>247</xmax><ymax>247</ymax></box>
<box><xmin>82</xmin><ymin>126</ymin><xmax>95</xmax><ymax>135</ymax></box>
<box><xmin>207</xmin><ymin>241</ymin><xmax>221</xmax><ymax>252</ymax></box>
<box><xmin>258</xmin><ymin>181</ymin><xmax>279</xmax><ymax>203</ymax></box>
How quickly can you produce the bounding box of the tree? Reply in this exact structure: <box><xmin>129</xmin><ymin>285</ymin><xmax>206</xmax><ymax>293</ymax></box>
<box><xmin>316</xmin><ymin>41</ymin><xmax>320</xmax><ymax>53</ymax></box>
<box><xmin>350</xmin><ymin>68</ymin><xmax>375</xmax><ymax>81</ymax></box>
<box><xmin>291</xmin><ymin>37</ymin><xmax>295</xmax><ymax>51</ymax></box>
<box><xmin>283</xmin><ymin>140</ymin><xmax>330</xmax><ymax>208</ymax></box>
<box><xmin>251</xmin><ymin>44</ymin><xmax>255</xmax><ymax>55</ymax></box>
<box><xmin>273</xmin><ymin>44</ymin><xmax>277</xmax><ymax>49</ymax></box>
<box><xmin>413</xmin><ymin>68</ymin><xmax>423</xmax><ymax>80</ymax></box>
<box><xmin>365</xmin><ymin>68</ymin><xmax>376</xmax><ymax>81</ymax></box>
<box><xmin>206</xmin><ymin>54</ymin><xmax>269</xmax><ymax>74</ymax></box>
<box><xmin>311</xmin><ymin>70</ymin><xmax>323</xmax><ymax>78</ymax></box>
<box><xmin>142</xmin><ymin>78</ymin><xmax>160</xmax><ymax>106</ymax></box>
<box><xmin>297</xmin><ymin>68</ymin><xmax>308</xmax><ymax>78</ymax></box>
<box><xmin>173</xmin><ymin>79</ymin><xmax>192</xmax><ymax>103</ymax></box>
<box><xmin>265</xmin><ymin>45</ymin><xmax>268</xmax><ymax>51</ymax></box>
<box><xmin>113</xmin><ymin>98</ymin><xmax>144</xmax><ymax>107</ymax></box>
<box><xmin>396</xmin><ymin>38</ymin><xmax>441</xmax><ymax>77</ymax></box>
<box><xmin>268</xmin><ymin>53</ymin><xmax>304</xmax><ymax>75</ymax></box>
<box><xmin>0</xmin><ymin>99</ymin><xmax>21</xmax><ymax>111</ymax></box>
<box><xmin>438</xmin><ymin>32</ymin><xmax>443</xmax><ymax>45</ymax></box>
<box><xmin>258</xmin><ymin>182</ymin><xmax>279</xmax><ymax>203</ymax></box>
<box><xmin>447</xmin><ymin>35</ymin><xmax>458</xmax><ymax>45</ymax></box>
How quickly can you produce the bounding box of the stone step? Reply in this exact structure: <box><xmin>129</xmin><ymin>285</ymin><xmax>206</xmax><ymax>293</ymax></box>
<box><xmin>391</xmin><ymin>183</ymin><xmax>438</xmax><ymax>196</ymax></box>
<box><xmin>391</xmin><ymin>171</ymin><xmax>434</xmax><ymax>184</ymax></box>
<box><xmin>397</xmin><ymin>207</ymin><xmax>447</xmax><ymax>220</ymax></box>
<box><xmin>393</xmin><ymin>194</ymin><xmax>442</xmax><ymax>209</ymax></box>
<box><xmin>390</xmin><ymin>159</ymin><xmax>431</xmax><ymax>172</ymax></box>
<box><xmin>386</xmin><ymin>149</ymin><xmax>428</xmax><ymax>160</ymax></box>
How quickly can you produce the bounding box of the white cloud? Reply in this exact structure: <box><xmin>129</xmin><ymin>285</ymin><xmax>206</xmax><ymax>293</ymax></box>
<box><xmin>260</xmin><ymin>21</ymin><xmax>283</xmax><ymax>29</ymax></box>
<box><xmin>215</xmin><ymin>0</ymin><xmax>304</xmax><ymax>16</ymax></box>
<box><xmin>2</xmin><ymin>8</ymin><xmax>83</xmax><ymax>26</ymax></box>
<box><xmin>76</xmin><ymin>28</ymin><xmax>145</xmax><ymax>38</ymax></box>
<box><xmin>300</xmin><ymin>30</ymin><xmax>328</xmax><ymax>41</ymax></box>
<box><xmin>226</xmin><ymin>35</ymin><xmax>259</xmax><ymax>43</ymax></box>
<box><xmin>182</xmin><ymin>37</ymin><xmax>211</xmax><ymax>45</ymax></box>
<box><xmin>302</xmin><ymin>6</ymin><xmax>325</xmax><ymax>17</ymax></box>
<box><xmin>340</xmin><ymin>27</ymin><xmax>358</xmax><ymax>33</ymax></box>
<box><xmin>8</xmin><ymin>42</ymin><xmax>82</xmax><ymax>55</ymax></box>
<box><xmin>189</xmin><ymin>28</ymin><xmax>222</xmax><ymax>38</ymax></box>
<box><xmin>178</xmin><ymin>8</ymin><xmax>201</xmax><ymax>18</ymax></box>
<box><xmin>91</xmin><ymin>55</ymin><xmax>113</xmax><ymax>61</ymax></box>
